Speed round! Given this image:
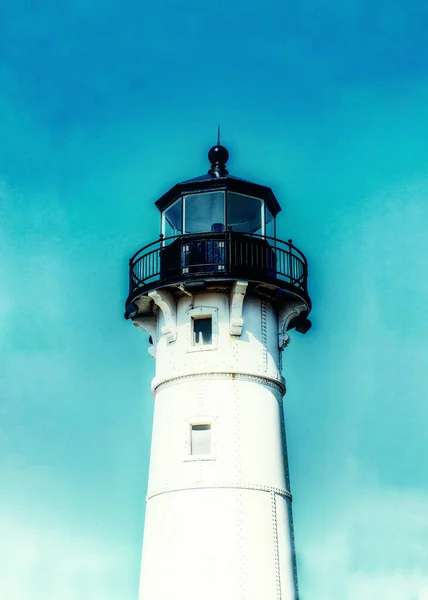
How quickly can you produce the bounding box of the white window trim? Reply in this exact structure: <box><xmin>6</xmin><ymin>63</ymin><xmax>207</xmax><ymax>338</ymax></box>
<box><xmin>261</xmin><ymin>200</ymin><xmax>266</xmax><ymax>236</ymax></box>
<box><xmin>186</xmin><ymin>307</ymin><xmax>218</xmax><ymax>352</ymax></box>
<box><xmin>184</xmin><ymin>416</ymin><xmax>217</xmax><ymax>462</ymax></box>
<box><xmin>182</xmin><ymin>196</ymin><xmax>186</xmax><ymax>233</ymax></box>
<box><xmin>161</xmin><ymin>211</ymin><xmax>166</xmax><ymax>239</ymax></box>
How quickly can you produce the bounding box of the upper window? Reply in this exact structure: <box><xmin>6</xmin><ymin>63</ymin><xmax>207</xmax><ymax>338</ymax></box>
<box><xmin>192</xmin><ymin>316</ymin><xmax>212</xmax><ymax>346</ymax></box>
<box><xmin>227</xmin><ymin>193</ymin><xmax>263</xmax><ymax>234</ymax></box>
<box><xmin>186</xmin><ymin>307</ymin><xmax>218</xmax><ymax>352</ymax></box>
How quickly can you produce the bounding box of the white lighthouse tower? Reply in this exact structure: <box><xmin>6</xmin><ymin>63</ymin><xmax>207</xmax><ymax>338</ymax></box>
<box><xmin>125</xmin><ymin>142</ymin><xmax>312</xmax><ymax>600</ymax></box>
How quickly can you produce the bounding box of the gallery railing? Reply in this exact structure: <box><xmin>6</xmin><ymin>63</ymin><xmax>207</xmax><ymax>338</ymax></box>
<box><xmin>127</xmin><ymin>231</ymin><xmax>309</xmax><ymax>301</ymax></box>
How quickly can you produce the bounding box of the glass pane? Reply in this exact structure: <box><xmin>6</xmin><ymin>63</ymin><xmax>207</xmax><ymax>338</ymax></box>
<box><xmin>184</xmin><ymin>192</ymin><xmax>225</xmax><ymax>234</ymax></box>
<box><xmin>265</xmin><ymin>205</ymin><xmax>274</xmax><ymax>238</ymax></box>
<box><xmin>191</xmin><ymin>424</ymin><xmax>211</xmax><ymax>455</ymax></box>
<box><xmin>227</xmin><ymin>193</ymin><xmax>262</xmax><ymax>234</ymax></box>
<box><xmin>164</xmin><ymin>199</ymin><xmax>182</xmax><ymax>237</ymax></box>
<box><xmin>193</xmin><ymin>317</ymin><xmax>212</xmax><ymax>345</ymax></box>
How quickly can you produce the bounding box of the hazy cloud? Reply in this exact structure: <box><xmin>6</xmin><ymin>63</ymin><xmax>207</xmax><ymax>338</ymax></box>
<box><xmin>0</xmin><ymin>513</ymin><xmax>136</xmax><ymax>600</ymax></box>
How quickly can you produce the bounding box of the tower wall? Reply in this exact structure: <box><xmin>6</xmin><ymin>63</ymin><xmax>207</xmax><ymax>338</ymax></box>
<box><xmin>138</xmin><ymin>289</ymin><xmax>298</xmax><ymax>600</ymax></box>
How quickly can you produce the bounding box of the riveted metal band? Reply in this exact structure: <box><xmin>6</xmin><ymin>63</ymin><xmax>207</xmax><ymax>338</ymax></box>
<box><xmin>153</xmin><ymin>371</ymin><xmax>286</xmax><ymax>396</ymax></box>
<box><xmin>288</xmin><ymin>500</ymin><xmax>300</xmax><ymax>599</ymax></box>
<box><xmin>261</xmin><ymin>299</ymin><xmax>268</xmax><ymax>371</ymax></box>
<box><xmin>232</xmin><ymin>376</ymin><xmax>246</xmax><ymax>599</ymax></box>
<box><xmin>271</xmin><ymin>491</ymin><xmax>282</xmax><ymax>600</ymax></box>
<box><xmin>147</xmin><ymin>482</ymin><xmax>292</xmax><ymax>502</ymax></box>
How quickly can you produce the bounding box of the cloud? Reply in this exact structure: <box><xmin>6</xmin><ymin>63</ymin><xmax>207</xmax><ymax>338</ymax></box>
<box><xmin>0</xmin><ymin>512</ymin><xmax>137</xmax><ymax>600</ymax></box>
<box><xmin>299</xmin><ymin>485</ymin><xmax>428</xmax><ymax>600</ymax></box>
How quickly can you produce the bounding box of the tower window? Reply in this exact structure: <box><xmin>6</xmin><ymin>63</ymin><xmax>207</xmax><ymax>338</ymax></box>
<box><xmin>186</xmin><ymin>307</ymin><xmax>218</xmax><ymax>353</ymax></box>
<box><xmin>190</xmin><ymin>424</ymin><xmax>211</xmax><ymax>456</ymax></box>
<box><xmin>192</xmin><ymin>317</ymin><xmax>212</xmax><ymax>346</ymax></box>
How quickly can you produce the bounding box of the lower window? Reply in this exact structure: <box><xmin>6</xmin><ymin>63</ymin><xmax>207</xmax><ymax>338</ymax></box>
<box><xmin>190</xmin><ymin>423</ymin><xmax>212</xmax><ymax>456</ymax></box>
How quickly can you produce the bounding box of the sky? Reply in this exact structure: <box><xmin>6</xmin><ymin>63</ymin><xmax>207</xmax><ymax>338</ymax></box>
<box><xmin>1</xmin><ymin>0</ymin><xmax>428</xmax><ymax>598</ymax></box>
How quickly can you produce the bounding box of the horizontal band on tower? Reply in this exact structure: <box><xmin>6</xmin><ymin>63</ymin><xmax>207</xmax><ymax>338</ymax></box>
<box><xmin>147</xmin><ymin>482</ymin><xmax>292</xmax><ymax>502</ymax></box>
<box><xmin>152</xmin><ymin>371</ymin><xmax>286</xmax><ymax>396</ymax></box>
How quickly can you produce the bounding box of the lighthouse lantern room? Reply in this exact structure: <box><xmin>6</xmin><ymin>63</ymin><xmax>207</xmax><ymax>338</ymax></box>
<box><xmin>125</xmin><ymin>141</ymin><xmax>312</xmax><ymax>600</ymax></box>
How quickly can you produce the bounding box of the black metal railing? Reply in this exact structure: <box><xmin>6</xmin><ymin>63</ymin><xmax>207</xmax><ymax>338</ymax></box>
<box><xmin>127</xmin><ymin>231</ymin><xmax>309</xmax><ymax>301</ymax></box>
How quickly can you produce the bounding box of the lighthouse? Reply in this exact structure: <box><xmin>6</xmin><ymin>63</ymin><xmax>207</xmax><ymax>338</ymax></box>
<box><xmin>124</xmin><ymin>141</ymin><xmax>312</xmax><ymax>600</ymax></box>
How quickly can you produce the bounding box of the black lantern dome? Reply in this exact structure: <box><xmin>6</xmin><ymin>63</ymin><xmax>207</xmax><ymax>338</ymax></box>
<box><xmin>125</xmin><ymin>144</ymin><xmax>311</xmax><ymax>331</ymax></box>
<box><xmin>155</xmin><ymin>144</ymin><xmax>281</xmax><ymax>237</ymax></box>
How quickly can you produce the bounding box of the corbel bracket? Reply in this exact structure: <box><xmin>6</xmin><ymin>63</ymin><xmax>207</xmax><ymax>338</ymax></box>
<box><xmin>278</xmin><ymin>301</ymin><xmax>306</xmax><ymax>350</ymax></box>
<box><xmin>132</xmin><ymin>316</ymin><xmax>157</xmax><ymax>358</ymax></box>
<box><xmin>148</xmin><ymin>289</ymin><xmax>177</xmax><ymax>343</ymax></box>
<box><xmin>229</xmin><ymin>280</ymin><xmax>248</xmax><ymax>336</ymax></box>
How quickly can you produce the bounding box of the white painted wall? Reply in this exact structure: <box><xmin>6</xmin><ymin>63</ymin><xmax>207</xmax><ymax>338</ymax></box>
<box><xmin>136</xmin><ymin>288</ymin><xmax>299</xmax><ymax>600</ymax></box>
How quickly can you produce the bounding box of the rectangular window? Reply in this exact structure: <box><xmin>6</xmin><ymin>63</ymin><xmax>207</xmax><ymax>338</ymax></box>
<box><xmin>192</xmin><ymin>316</ymin><xmax>212</xmax><ymax>346</ymax></box>
<box><xmin>191</xmin><ymin>424</ymin><xmax>211</xmax><ymax>455</ymax></box>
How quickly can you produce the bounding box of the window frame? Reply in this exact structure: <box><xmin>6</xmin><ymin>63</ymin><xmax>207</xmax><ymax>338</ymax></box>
<box><xmin>184</xmin><ymin>416</ymin><xmax>217</xmax><ymax>461</ymax></box>
<box><xmin>186</xmin><ymin>307</ymin><xmax>218</xmax><ymax>353</ymax></box>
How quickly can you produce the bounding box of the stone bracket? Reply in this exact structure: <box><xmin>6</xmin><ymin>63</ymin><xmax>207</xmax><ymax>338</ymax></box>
<box><xmin>132</xmin><ymin>316</ymin><xmax>157</xmax><ymax>358</ymax></box>
<box><xmin>229</xmin><ymin>280</ymin><xmax>248</xmax><ymax>336</ymax></box>
<box><xmin>148</xmin><ymin>289</ymin><xmax>177</xmax><ymax>343</ymax></box>
<box><xmin>278</xmin><ymin>301</ymin><xmax>306</xmax><ymax>350</ymax></box>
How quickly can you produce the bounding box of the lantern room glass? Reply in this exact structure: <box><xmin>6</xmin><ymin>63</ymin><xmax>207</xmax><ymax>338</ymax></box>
<box><xmin>184</xmin><ymin>192</ymin><xmax>225</xmax><ymax>234</ymax></box>
<box><xmin>161</xmin><ymin>191</ymin><xmax>275</xmax><ymax>238</ymax></box>
<box><xmin>227</xmin><ymin>193</ymin><xmax>263</xmax><ymax>234</ymax></box>
<box><xmin>265</xmin><ymin>205</ymin><xmax>274</xmax><ymax>238</ymax></box>
<box><xmin>163</xmin><ymin>199</ymin><xmax>182</xmax><ymax>238</ymax></box>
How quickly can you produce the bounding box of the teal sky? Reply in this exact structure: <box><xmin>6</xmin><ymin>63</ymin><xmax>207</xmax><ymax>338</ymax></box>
<box><xmin>1</xmin><ymin>1</ymin><xmax>428</xmax><ymax>598</ymax></box>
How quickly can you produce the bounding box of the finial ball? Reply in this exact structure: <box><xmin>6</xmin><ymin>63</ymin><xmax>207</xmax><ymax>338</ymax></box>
<box><xmin>208</xmin><ymin>144</ymin><xmax>229</xmax><ymax>166</ymax></box>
